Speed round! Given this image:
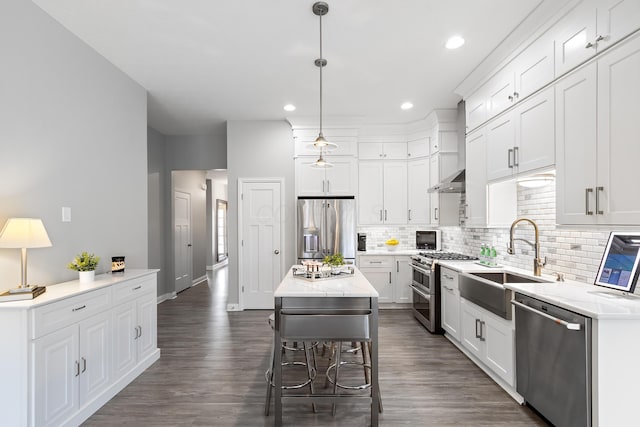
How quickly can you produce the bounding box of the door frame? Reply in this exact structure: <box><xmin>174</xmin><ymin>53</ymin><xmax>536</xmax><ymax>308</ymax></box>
<box><xmin>173</xmin><ymin>188</ymin><xmax>193</xmax><ymax>294</ymax></box>
<box><xmin>237</xmin><ymin>177</ymin><xmax>285</xmax><ymax>310</ymax></box>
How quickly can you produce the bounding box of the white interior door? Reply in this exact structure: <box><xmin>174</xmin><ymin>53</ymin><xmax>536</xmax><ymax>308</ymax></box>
<box><xmin>174</xmin><ymin>190</ymin><xmax>192</xmax><ymax>293</ymax></box>
<box><xmin>240</xmin><ymin>180</ymin><xmax>282</xmax><ymax>309</ymax></box>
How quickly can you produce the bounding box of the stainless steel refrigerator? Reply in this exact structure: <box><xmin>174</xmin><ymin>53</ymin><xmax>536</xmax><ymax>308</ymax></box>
<box><xmin>297</xmin><ymin>196</ymin><xmax>356</xmax><ymax>263</ymax></box>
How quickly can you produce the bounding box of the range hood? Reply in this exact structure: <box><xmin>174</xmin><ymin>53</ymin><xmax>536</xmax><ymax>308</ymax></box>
<box><xmin>428</xmin><ymin>169</ymin><xmax>466</xmax><ymax>193</ymax></box>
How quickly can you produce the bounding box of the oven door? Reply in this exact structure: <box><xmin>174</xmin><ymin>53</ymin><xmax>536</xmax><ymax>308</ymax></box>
<box><xmin>411</xmin><ymin>263</ymin><xmax>434</xmax><ymax>293</ymax></box>
<box><xmin>410</xmin><ymin>284</ymin><xmax>434</xmax><ymax>332</ymax></box>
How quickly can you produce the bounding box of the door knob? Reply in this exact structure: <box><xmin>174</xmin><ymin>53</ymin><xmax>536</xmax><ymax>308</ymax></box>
<box><xmin>274</xmin><ymin>250</ymin><xmax>280</xmax><ymax>255</ymax></box>
<box><xmin>187</xmin><ymin>244</ymin><xmax>192</xmax><ymax>247</ymax></box>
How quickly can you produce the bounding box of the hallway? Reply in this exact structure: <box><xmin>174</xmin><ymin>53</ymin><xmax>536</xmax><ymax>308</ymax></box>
<box><xmin>84</xmin><ymin>267</ymin><xmax>546</xmax><ymax>426</ymax></box>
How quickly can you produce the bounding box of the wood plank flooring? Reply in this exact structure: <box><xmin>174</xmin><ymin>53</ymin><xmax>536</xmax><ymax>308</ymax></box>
<box><xmin>84</xmin><ymin>267</ymin><xmax>547</xmax><ymax>426</ymax></box>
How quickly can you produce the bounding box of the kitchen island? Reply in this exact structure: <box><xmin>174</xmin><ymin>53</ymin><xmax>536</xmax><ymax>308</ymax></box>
<box><xmin>272</xmin><ymin>266</ymin><xmax>379</xmax><ymax>426</ymax></box>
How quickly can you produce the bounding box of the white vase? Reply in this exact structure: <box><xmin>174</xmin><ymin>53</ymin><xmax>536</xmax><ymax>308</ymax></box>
<box><xmin>79</xmin><ymin>270</ymin><xmax>95</xmax><ymax>283</ymax></box>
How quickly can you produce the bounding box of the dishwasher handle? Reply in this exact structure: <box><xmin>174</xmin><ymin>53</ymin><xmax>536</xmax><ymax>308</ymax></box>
<box><xmin>512</xmin><ymin>300</ymin><xmax>581</xmax><ymax>331</ymax></box>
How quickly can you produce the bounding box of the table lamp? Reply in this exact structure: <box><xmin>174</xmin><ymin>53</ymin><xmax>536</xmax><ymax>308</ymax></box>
<box><xmin>0</xmin><ymin>218</ymin><xmax>52</xmax><ymax>293</ymax></box>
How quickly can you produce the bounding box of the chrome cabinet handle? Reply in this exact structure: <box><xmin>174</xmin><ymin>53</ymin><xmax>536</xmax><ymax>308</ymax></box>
<box><xmin>384</xmin><ymin>210</ymin><xmax>387</xmax><ymax>221</ymax></box>
<box><xmin>596</xmin><ymin>186</ymin><xmax>604</xmax><ymax>215</ymax></box>
<box><xmin>408</xmin><ymin>209</ymin><xmax>412</xmax><ymax>221</ymax></box>
<box><xmin>434</xmin><ymin>207</ymin><xmax>439</xmax><ymax>220</ymax></box>
<box><xmin>508</xmin><ymin>95</ymin><xmax>513</xmax><ymax>102</ymax></box>
<box><xmin>585</xmin><ymin>188</ymin><xmax>594</xmax><ymax>215</ymax></box>
<box><xmin>508</xmin><ymin>148</ymin><xmax>513</xmax><ymax>168</ymax></box>
<box><xmin>72</xmin><ymin>305</ymin><xmax>86</xmax><ymax>312</ymax></box>
<box><xmin>512</xmin><ymin>300</ymin><xmax>581</xmax><ymax>330</ymax></box>
<box><xmin>369</xmin><ymin>261</ymin><xmax>382</xmax><ymax>264</ymax></box>
<box><xmin>585</xmin><ymin>41</ymin><xmax>594</xmax><ymax>49</ymax></box>
<box><xmin>133</xmin><ymin>285</ymin><xmax>142</xmax><ymax>291</ymax></box>
<box><xmin>475</xmin><ymin>319</ymin><xmax>481</xmax><ymax>339</ymax></box>
<box><xmin>379</xmin><ymin>210</ymin><xmax>383</xmax><ymax>221</ymax></box>
<box><xmin>139</xmin><ymin>326</ymin><xmax>142</xmax><ymax>338</ymax></box>
<box><xmin>75</xmin><ymin>361</ymin><xmax>80</xmax><ymax>377</ymax></box>
<box><xmin>327</xmin><ymin>180</ymin><xmax>330</xmax><ymax>193</ymax></box>
<box><xmin>322</xmin><ymin>180</ymin><xmax>325</xmax><ymax>193</ymax></box>
<box><xmin>397</xmin><ymin>260</ymin><xmax>399</xmax><ymax>273</ymax></box>
<box><xmin>389</xmin><ymin>272</ymin><xmax>392</xmax><ymax>283</ymax></box>
<box><xmin>513</xmin><ymin>147</ymin><xmax>519</xmax><ymax>167</ymax></box>
<box><xmin>595</xmin><ymin>35</ymin><xmax>605</xmax><ymax>42</ymax></box>
<box><xmin>479</xmin><ymin>321</ymin><xmax>486</xmax><ymax>341</ymax></box>
<box><xmin>134</xmin><ymin>327</ymin><xmax>139</xmax><ymax>339</ymax></box>
<box><xmin>81</xmin><ymin>357</ymin><xmax>87</xmax><ymax>373</ymax></box>
<box><xmin>443</xmin><ymin>285</ymin><xmax>454</xmax><ymax>291</ymax></box>
<box><xmin>513</xmin><ymin>92</ymin><xmax>519</xmax><ymax>99</ymax></box>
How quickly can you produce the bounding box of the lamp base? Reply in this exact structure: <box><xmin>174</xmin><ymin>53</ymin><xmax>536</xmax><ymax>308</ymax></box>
<box><xmin>9</xmin><ymin>285</ymin><xmax>38</xmax><ymax>294</ymax></box>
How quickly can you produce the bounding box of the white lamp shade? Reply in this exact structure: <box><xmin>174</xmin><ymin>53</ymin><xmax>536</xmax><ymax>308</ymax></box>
<box><xmin>0</xmin><ymin>218</ymin><xmax>52</xmax><ymax>248</ymax></box>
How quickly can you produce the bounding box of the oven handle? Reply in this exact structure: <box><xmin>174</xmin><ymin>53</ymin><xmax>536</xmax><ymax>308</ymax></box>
<box><xmin>411</xmin><ymin>264</ymin><xmax>432</xmax><ymax>276</ymax></box>
<box><xmin>410</xmin><ymin>284</ymin><xmax>431</xmax><ymax>300</ymax></box>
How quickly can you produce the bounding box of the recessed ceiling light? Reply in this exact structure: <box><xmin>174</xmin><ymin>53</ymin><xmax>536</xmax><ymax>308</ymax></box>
<box><xmin>401</xmin><ymin>102</ymin><xmax>414</xmax><ymax>110</ymax></box>
<box><xmin>283</xmin><ymin>104</ymin><xmax>296</xmax><ymax>112</ymax></box>
<box><xmin>446</xmin><ymin>36</ymin><xmax>465</xmax><ymax>50</ymax></box>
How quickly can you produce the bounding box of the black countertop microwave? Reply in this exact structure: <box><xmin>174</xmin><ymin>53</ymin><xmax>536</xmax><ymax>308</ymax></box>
<box><xmin>416</xmin><ymin>230</ymin><xmax>441</xmax><ymax>250</ymax></box>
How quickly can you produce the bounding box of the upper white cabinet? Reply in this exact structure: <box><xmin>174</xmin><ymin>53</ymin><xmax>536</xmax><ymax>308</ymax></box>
<box><xmin>358</xmin><ymin>160</ymin><xmax>408</xmax><ymax>225</ymax></box>
<box><xmin>556</xmin><ymin>34</ymin><xmax>640</xmax><ymax>225</ymax></box>
<box><xmin>554</xmin><ymin>0</ymin><xmax>640</xmax><ymax>76</ymax></box>
<box><xmin>465</xmin><ymin>87</ymin><xmax>488</xmax><ymax>132</ymax></box>
<box><xmin>486</xmin><ymin>86</ymin><xmax>555</xmax><ymax>181</ymax></box>
<box><xmin>407</xmin><ymin>158</ymin><xmax>430</xmax><ymax>224</ymax></box>
<box><xmin>293</xmin><ymin>129</ymin><xmax>357</xmax><ymax>157</ymax></box>
<box><xmin>359</xmin><ymin>142</ymin><xmax>407</xmax><ymax>160</ymax></box>
<box><xmin>464</xmin><ymin>128</ymin><xmax>487</xmax><ymax>227</ymax></box>
<box><xmin>295</xmin><ymin>157</ymin><xmax>358</xmax><ymax>196</ymax></box>
<box><xmin>407</xmin><ymin>137</ymin><xmax>430</xmax><ymax>158</ymax></box>
<box><xmin>429</xmin><ymin>151</ymin><xmax>460</xmax><ymax>226</ymax></box>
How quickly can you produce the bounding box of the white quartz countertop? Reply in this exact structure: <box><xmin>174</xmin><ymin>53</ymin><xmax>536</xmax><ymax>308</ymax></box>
<box><xmin>0</xmin><ymin>269</ymin><xmax>159</xmax><ymax>309</ymax></box>
<box><xmin>436</xmin><ymin>260</ymin><xmax>640</xmax><ymax>319</ymax></box>
<box><xmin>275</xmin><ymin>266</ymin><xmax>379</xmax><ymax>298</ymax></box>
<box><xmin>357</xmin><ymin>249</ymin><xmax>420</xmax><ymax>256</ymax></box>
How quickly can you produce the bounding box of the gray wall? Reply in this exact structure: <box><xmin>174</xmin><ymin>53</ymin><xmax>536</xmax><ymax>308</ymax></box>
<box><xmin>227</xmin><ymin>121</ymin><xmax>295</xmax><ymax>306</ymax></box>
<box><xmin>0</xmin><ymin>0</ymin><xmax>148</xmax><ymax>289</ymax></box>
<box><xmin>147</xmin><ymin>127</ymin><xmax>169</xmax><ymax>295</ymax></box>
<box><xmin>166</xmin><ymin>134</ymin><xmax>227</xmax><ymax>170</ymax></box>
<box><xmin>172</xmin><ymin>171</ymin><xmax>208</xmax><ymax>283</ymax></box>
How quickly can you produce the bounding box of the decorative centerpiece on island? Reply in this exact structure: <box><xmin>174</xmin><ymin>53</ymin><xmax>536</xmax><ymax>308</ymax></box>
<box><xmin>67</xmin><ymin>251</ymin><xmax>100</xmax><ymax>283</ymax></box>
<box><xmin>385</xmin><ymin>238</ymin><xmax>399</xmax><ymax>251</ymax></box>
<box><xmin>323</xmin><ymin>253</ymin><xmax>346</xmax><ymax>275</ymax></box>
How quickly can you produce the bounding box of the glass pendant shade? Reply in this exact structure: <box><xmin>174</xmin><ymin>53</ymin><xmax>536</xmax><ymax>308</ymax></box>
<box><xmin>310</xmin><ymin>150</ymin><xmax>333</xmax><ymax>168</ymax></box>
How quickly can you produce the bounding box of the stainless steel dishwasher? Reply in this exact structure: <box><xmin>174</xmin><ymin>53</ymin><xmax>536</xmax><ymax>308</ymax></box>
<box><xmin>513</xmin><ymin>293</ymin><xmax>591</xmax><ymax>427</ymax></box>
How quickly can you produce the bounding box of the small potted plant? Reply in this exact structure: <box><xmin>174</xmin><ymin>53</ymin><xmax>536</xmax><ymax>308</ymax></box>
<box><xmin>323</xmin><ymin>253</ymin><xmax>345</xmax><ymax>275</ymax></box>
<box><xmin>68</xmin><ymin>251</ymin><xmax>100</xmax><ymax>283</ymax></box>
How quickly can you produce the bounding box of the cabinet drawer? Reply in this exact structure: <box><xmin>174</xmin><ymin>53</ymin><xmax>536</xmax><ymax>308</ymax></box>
<box><xmin>358</xmin><ymin>256</ymin><xmax>393</xmax><ymax>268</ymax></box>
<box><xmin>440</xmin><ymin>267</ymin><xmax>459</xmax><ymax>291</ymax></box>
<box><xmin>32</xmin><ymin>288</ymin><xmax>111</xmax><ymax>339</ymax></box>
<box><xmin>112</xmin><ymin>276</ymin><xmax>156</xmax><ymax>306</ymax></box>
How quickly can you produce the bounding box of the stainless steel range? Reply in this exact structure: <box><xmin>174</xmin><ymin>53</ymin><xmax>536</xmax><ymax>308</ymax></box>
<box><xmin>410</xmin><ymin>251</ymin><xmax>478</xmax><ymax>333</ymax></box>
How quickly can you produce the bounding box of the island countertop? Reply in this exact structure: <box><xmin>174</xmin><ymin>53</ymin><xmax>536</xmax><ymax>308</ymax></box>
<box><xmin>274</xmin><ymin>265</ymin><xmax>379</xmax><ymax>298</ymax></box>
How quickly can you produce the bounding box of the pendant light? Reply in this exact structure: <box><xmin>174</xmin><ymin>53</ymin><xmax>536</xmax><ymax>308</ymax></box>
<box><xmin>311</xmin><ymin>2</ymin><xmax>336</xmax><ymax>168</ymax></box>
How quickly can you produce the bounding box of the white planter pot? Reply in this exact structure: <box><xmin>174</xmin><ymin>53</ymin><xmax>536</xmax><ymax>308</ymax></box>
<box><xmin>79</xmin><ymin>270</ymin><xmax>95</xmax><ymax>283</ymax></box>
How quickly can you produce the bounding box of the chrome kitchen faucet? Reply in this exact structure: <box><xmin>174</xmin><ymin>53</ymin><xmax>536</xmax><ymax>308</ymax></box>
<box><xmin>507</xmin><ymin>218</ymin><xmax>547</xmax><ymax>276</ymax></box>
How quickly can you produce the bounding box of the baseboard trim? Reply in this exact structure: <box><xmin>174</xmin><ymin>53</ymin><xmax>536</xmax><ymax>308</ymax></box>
<box><xmin>226</xmin><ymin>303</ymin><xmax>241</xmax><ymax>311</ymax></box>
<box><xmin>207</xmin><ymin>260</ymin><xmax>229</xmax><ymax>271</ymax></box>
<box><xmin>157</xmin><ymin>292</ymin><xmax>176</xmax><ymax>304</ymax></box>
<box><xmin>192</xmin><ymin>275</ymin><xmax>207</xmax><ymax>286</ymax></box>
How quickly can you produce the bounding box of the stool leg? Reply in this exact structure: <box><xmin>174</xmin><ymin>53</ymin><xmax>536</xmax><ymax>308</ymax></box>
<box><xmin>264</xmin><ymin>335</ymin><xmax>275</xmax><ymax>416</ymax></box>
<box><xmin>303</xmin><ymin>342</ymin><xmax>317</xmax><ymax>413</ymax></box>
<box><xmin>332</xmin><ymin>341</ymin><xmax>342</xmax><ymax>416</ymax></box>
<box><xmin>367</xmin><ymin>341</ymin><xmax>383</xmax><ymax>413</ymax></box>
<box><xmin>324</xmin><ymin>342</ymin><xmax>335</xmax><ymax>388</ymax></box>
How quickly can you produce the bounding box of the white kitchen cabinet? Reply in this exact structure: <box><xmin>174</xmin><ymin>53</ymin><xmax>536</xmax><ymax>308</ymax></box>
<box><xmin>293</xmin><ymin>128</ymin><xmax>357</xmax><ymax>157</ymax></box>
<box><xmin>553</xmin><ymin>0</ymin><xmax>640</xmax><ymax>76</ymax></box>
<box><xmin>358</xmin><ymin>142</ymin><xmax>407</xmax><ymax>160</ymax></box>
<box><xmin>440</xmin><ymin>267</ymin><xmax>460</xmax><ymax>342</ymax></box>
<box><xmin>466</xmin><ymin>86</ymin><xmax>488</xmax><ymax>132</ymax></box>
<box><xmin>33</xmin><ymin>310</ymin><xmax>111</xmax><ymax>427</ymax></box>
<box><xmin>464</xmin><ymin>128</ymin><xmax>487</xmax><ymax>227</ymax></box>
<box><xmin>486</xmin><ymin>86</ymin><xmax>555</xmax><ymax>181</ymax></box>
<box><xmin>358</xmin><ymin>160</ymin><xmax>407</xmax><ymax>225</ymax></box>
<box><xmin>358</xmin><ymin>255</ymin><xmax>412</xmax><ymax>304</ymax></box>
<box><xmin>556</xmin><ymin>33</ymin><xmax>640</xmax><ymax>225</ymax></box>
<box><xmin>460</xmin><ymin>298</ymin><xmax>515</xmax><ymax>386</ymax></box>
<box><xmin>295</xmin><ymin>157</ymin><xmax>357</xmax><ymax>196</ymax></box>
<box><xmin>407</xmin><ymin>137</ymin><xmax>429</xmax><ymax>158</ymax></box>
<box><xmin>429</xmin><ymin>152</ymin><xmax>460</xmax><ymax>226</ymax></box>
<box><xmin>407</xmin><ymin>158</ymin><xmax>430</xmax><ymax>224</ymax></box>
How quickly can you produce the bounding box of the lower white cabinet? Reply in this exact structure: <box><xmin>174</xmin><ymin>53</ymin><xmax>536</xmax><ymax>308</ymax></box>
<box><xmin>358</xmin><ymin>255</ymin><xmax>412</xmax><ymax>304</ymax></box>
<box><xmin>440</xmin><ymin>267</ymin><xmax>460</xmax><ymax>341</ymax></box>
<box><xmin>0</xmin><ymin>270</ymin><xmax>159</xmax><ymax>427</ymax></box>
<box><xmin>460</xmin><ymin>297</ymin><xmax>515</xmax><ymax>386</ymax></box>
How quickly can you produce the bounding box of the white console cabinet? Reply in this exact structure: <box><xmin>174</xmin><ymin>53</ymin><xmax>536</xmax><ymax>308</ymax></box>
<box><xmin>0</xmin><ymin>270</ymin><xmax>160</xmax><ymax>427</ymax></box>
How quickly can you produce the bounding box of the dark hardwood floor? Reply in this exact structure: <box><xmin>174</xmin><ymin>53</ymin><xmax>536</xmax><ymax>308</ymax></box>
<box><xmin>84</xmin><ymin>267</ymin><xmax>546</xmax><ymax>426</ymax></box>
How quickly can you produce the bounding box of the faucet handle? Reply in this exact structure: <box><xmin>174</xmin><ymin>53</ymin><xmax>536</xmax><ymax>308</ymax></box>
<box><xmin>506</xmin><ymin>244</ymin><xmax>514</xmax><ymax>255</ymax></box>
<box><xmin>554</xmin><ymin>272</ymin><xmax>565</xmax><ymax>282</ymax></box>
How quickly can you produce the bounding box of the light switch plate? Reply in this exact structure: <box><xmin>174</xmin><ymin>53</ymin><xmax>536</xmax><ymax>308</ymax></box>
<box><xmin>62</xmin><ymin>207</ymin><xmax>71</xmax><ymax>222</ymax></box>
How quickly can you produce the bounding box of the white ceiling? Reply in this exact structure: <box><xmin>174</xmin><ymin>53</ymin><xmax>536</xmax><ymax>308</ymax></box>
<box><xmin>33</xmin><ymin>0</ymin><xmax>551</xmax><ymax>136</ymax></box>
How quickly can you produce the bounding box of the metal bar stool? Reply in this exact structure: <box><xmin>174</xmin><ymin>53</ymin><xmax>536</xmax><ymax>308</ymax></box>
<box><xmin>264</xmin><ymin>313</ymin><xmax>316</xmax><ymax>416</ymax></box>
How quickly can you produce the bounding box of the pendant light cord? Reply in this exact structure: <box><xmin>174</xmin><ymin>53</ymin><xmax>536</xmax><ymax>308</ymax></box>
<box><xmin>318</xmin><ymin>12</ymin><xmax>323</xmax><ymax>136</ymax></box>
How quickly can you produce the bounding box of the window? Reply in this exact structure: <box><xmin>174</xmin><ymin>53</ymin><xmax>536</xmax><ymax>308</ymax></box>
<box><xmin>216</xmin><ymin>199</ymin><xmax>228</xmax><ymax>262</ymax></box>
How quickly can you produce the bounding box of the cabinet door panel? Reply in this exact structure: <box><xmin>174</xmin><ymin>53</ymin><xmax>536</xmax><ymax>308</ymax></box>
<box><xmin>486</xmin><ymin>115</ymin><xmax>516</xmax><ymax>181</ymax></box>
<box><xmin>597</xmin><ymin>0</ymin><xmax>640</xmax><ymax>49</ymax></box>
<box><xmin>34</xmin><ymin>325</ymin><xmax>79</xmax><ymax>427</ymax></box>
<box><xmin>358</xmin><ymin>161</ymin><xmax>384</xmax><ymax>224</ymax></box>
<box><xmin>325</xmin><ymin>157</ymin><xmax>356</xmax><ymax>196</ymax></box>
<box><xmin>465</xmin><ymin>129</ymin><xmax>487</xmax><ymax>227</ymax></box>
<box><xmin>554</xmin><ymin>3</ymin><xmax>597</xmax><ymax>75</ymax></box>
<box><xmin>487</xmin><ymin>69</ymin><xmax>515</xmax><ymax>117</ymax></box>
<box><xmin>442</xmin><ymin>287</ymin><xmax>460</xmax><ymax>341</ymax></box>
<box><xmin>383</xmin><ymin>161</ymin><xmax>408</xmax><ymax>224</ymax></box>
<box><xmin>79</xmin><ymin>312</ymin><xmax>111</xmax><ymax>405</ymax></box>
<box><xmin>515</xmin><ymin>35</ymin><xmax>555</xmax><ymax>99</ymax></box>
<box><xmin>394</xmin><ymin>257</ymin><xmax>413</xmax><ymax>303</ymax></box>
<box><xmin>407</xmin><ymin>159</ymin><xmax>430</xmax><ymax>224</ymax></box>
<box><xmin>515</xmin><ymin>87</ymin><xmax>555</xmax><ymax>174</ymax></box>
<box><xmin>358</xmin><ymin>143</ymin><xmax>383</xmax><ymax>159</ymax></box>
<box><xmin>597</xmin><ymin>35</ymin><xmax>640</xmax><ymax>224</ymax></box>
<box><xmin>295</xmin><ymin>158</ymin><xmax>326</xmax><ymax>196</ymax></box>
<box><xmin>484</xmin><ymin>315</ymin><xmax>515</xmax><ymax>386</ymax></box>
<box><xmin>555</xmin><ymin>63</ymin><xmax>598</xmax><ymax>224</ymax></box>
<box><xmin>383</xmin><ymin>143</ymin><xmax>408</xmax><ymax>159</ymax></box>
<box><xmin>112</xmin><ymin>302</ymin><xmax>137</xmax><ymax>379</ymax></box>
<box><xmin>358</xmin><ymin>268</ymin><xmax>393</xmax><ymax>303</ymax></box>
<box><xmin>466</xmin><ymin>88</ymin><xmax>488</xmax><ymax>132</ymax></box>
<box><xmin>137</xmin><ymin>295</ymin><xmax>158</xmax><ymax>360</ymax></box>
<box><xmin>407</xmin><ymin>138</ymin><xmax>429</xmax><ymax>158</ymax></box>
<box><xmin>460</xmin><ymin>299</ymin><xmax>483</xmax><ymax>358</ymax></box>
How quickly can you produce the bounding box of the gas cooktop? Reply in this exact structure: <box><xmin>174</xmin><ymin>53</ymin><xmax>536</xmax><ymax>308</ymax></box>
<box><xmin>417</xmin><ymin>251</ymin><xmax>479</xmax><ymax>261</ymax></box>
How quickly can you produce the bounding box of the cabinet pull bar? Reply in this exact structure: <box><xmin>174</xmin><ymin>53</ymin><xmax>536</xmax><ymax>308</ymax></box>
<box><xmin>475</xmin><ymin>319</ymin><xmax>481</xmax><ymax>339</ymax></box>
<box><xmin>75</xmin><ymin>361</ymin><xmax>80</xmax><ymax>377</ymax></box>
<box><xmin>434</xmin><ymin>207</ymin><xmax>439</xmax><ymax>221</ymax></box>
<box><xmin>396</xmin><ymin>260</ymin><xmax>399</xmax><ymax>273</ymax></box>
<box><xmin>322</xmin><ymin>180</ymin><xmax>325</xmax><ymax>193</ymax></box>
<box><xmin>585</xmin><ymin>188</ymin><xmax>594</xmax><ymax>215</ymax></box>
<box><xmin>134</xmin><ymin>327</ymin><xmax>139</xmax><ymax>339</ymax></box>
<box><xmin>389</xmin><ymin>272</ymin><xmax>392</xmax><ymax>284</ymax></box>
<box><xmin>133</xmin><ymin>285</ymin><xmax>142</xmax><ymax>290</ymax></box>
<box><xmin>379</xmin><ymin>210</ymin><xmax>382</xmax><ymax>221</ymax></box>
<box><xmin>384</xmin><ymin>210</ymin><xmax>387</xmax><ymax>221</ymax></box>
<box><xmin>508</xmin><ymin>148</ymin><xmax>513</xmax><ymax>168</ymax></box>
<box><xmin>139</xmin><ymin>325</ymin><xmax>142</xmax><ymax>337</ymax></box>
<box><xmin>596</xmin><ymin>186</ymin><xmax>604</xmax><ymax>215</ymax></box>
<box><xmin>72</xmin><ymin>305</ymin><xmax>86</xmax><ymax>312</ymax></box>
<box><xmin>408</xmin><ymin>209</ymin><xmax>411</xmax><ymax>221</ymax></box>
<box><xmin>81</xmin><ymin>357</ymin><xmax>87</xmax><ymax>373</ymax></box>
<box><xmin>479</xmin><ymin>321</ymin><xmax>486</xmax><ymax>341</ymax></box>
<box><xmin>327</xmin><ymin>181</ymin><xmax>330</xmax><ymax>193</ymax></box>
<box><xmin>370</xmin><ymin>261</ymin><xmax>382</xmax><ymax>264</ymax></box>
<box><xmin>513</xmin><ymin>146</ymin><xmax>519</xmax><ymax>167</ymax></box>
